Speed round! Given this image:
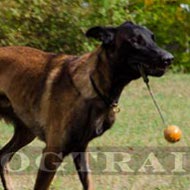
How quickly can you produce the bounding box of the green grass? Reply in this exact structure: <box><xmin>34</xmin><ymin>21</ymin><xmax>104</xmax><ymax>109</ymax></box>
<box><xmin>0</xmin><ymin>73</ymin><xmax>190</xmax><ymax>190</ymax></box>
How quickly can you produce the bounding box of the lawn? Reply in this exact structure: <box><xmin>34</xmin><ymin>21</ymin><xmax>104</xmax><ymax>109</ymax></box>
<box><xmin>0</xmin><ymin>73</ymin><xmax>190</xmax><ymax>190</ymax></box>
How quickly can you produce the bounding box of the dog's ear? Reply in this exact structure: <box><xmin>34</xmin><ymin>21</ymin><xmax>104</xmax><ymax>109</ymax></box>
<box><xmin>86</xmin><ymin>26</ymin><xmax>116</xmax><ymax>44</ymax></box>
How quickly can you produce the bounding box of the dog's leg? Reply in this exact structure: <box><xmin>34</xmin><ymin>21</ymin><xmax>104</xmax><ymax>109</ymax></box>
<box><xmin>0</xmin><ymin>123</ymin><xmax>35</xmax><ymax>190</ymax></box>
<box><xmin>34</xmin><ymin>146</ymin><xmax>64</xmax><ymax>190</ymax></box>
<box><xmin>72</xmin><ymin>149</ymin><xmax>94</xmax><ymax>190</ymax></box>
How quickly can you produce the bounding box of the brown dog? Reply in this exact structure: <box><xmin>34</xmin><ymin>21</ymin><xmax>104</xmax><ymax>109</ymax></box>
<box><xmin>0</xmin><ymin>21</ymin><xmax>173</xmax><ymax>190</ymax></box>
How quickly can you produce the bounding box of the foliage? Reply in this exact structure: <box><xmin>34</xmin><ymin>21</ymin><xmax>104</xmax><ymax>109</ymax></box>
<box><xmin>0</xmin><ymin>0</ymin><xmax>189</xmax><ymax>72</ymax></box>
<box><xmin>0</xmin><ymin>0</ymin><xmax>128</xmax><ymax>53</ymax></box>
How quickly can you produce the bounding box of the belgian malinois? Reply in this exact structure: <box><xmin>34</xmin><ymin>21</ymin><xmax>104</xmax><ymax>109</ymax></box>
<box><xmin>0</xmin><ymin>21</ymin><xmax>173</xmax><ymax>190</ymax></box>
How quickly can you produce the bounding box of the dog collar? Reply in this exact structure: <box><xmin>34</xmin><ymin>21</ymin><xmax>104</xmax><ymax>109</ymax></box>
<box><xmin>90</xmin><ymin>76</ymin><xmax>120</xmax><ymax>113</ymax></box>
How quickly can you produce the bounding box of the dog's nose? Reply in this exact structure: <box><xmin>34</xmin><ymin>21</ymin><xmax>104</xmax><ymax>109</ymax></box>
<box><xmin>162</xmin><ymin>53</ymin><xmax>174</xmax><ymax>66</ymax></box>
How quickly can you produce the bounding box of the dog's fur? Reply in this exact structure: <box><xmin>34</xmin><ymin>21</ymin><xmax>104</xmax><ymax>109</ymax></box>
<box><xmin>0</xmin><ymin>21</ymin><xmax>173</xmax><ymax>190</ymax></box>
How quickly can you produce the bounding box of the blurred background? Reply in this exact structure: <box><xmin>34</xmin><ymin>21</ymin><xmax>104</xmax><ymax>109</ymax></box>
<box><xmin>0</xmin><ymin>0</ymin><xmax>189</xmax><ymax>72</ymax></box>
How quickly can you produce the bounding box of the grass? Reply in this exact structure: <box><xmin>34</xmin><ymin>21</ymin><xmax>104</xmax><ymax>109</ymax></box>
<box><xmin>0</xmin><ymin>73</ymin><xmax>190</xmax><ymax>190</ymax></box>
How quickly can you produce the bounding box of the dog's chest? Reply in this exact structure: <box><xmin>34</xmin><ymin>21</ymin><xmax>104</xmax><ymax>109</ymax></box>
<box><xmin>71</xmin><ymin>102</ymin><xmax>116</xmax><ymax>146</ymax></box>
<box><xmin>91</xmin><ymin>111</ymin><xmax>115</xmax><ymax>138</ymax></box>
<box><xmin>94</xmin><ymin>116</ymin><xmax>105</xmax><ymax>136</ymax></box>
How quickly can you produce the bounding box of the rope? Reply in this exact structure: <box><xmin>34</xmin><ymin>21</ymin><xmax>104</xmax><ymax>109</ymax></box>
<box><xmin>138</xmin><ymin>65</ymin><xmax>167</xmax><ymax>126</ymax></box>
<box><xmin>145</xmin><ymin>81</ymin><xmax>166</xmax><ymax>126</ymax></box>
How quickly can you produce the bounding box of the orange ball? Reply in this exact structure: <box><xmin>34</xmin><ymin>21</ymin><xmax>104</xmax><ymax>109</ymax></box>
<box><xmin>164</xmin><ymin>125</ymin><xmax>182</xmax><ymax>143</ymax></box>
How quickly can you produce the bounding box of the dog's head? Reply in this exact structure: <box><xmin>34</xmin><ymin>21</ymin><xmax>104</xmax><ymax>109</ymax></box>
<box><xmin>86</xmin><ymin>21</ymin><xmax>173</xmax><ymax>79</ymax></box>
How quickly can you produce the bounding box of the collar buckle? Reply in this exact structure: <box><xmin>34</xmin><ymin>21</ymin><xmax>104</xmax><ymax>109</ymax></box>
<box><xmin>111</xmin><ymin>102</ymin><xmax>120</xmax><ymax>113</ymax></box>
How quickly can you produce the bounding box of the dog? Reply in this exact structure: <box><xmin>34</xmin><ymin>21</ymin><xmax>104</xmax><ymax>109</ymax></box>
<box><xmin>0</xmin><ymin>21</ymin><xmax>173</xmax><ymax>190</ymax></box>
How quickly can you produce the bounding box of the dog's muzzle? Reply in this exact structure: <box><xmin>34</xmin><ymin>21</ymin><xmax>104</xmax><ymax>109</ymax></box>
<box><xmin>161</xmin><ymin>52</ymin><xmax>174</xmax><ymax>67</ymax></box>
<box><xmin>141</xmin><ymin>51</ymin><xmax>174</xmax><ymax>77</ymax></box>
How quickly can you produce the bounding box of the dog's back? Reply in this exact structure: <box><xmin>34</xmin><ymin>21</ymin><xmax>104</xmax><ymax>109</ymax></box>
<box><xmin>0</xmin><ymin>47</ymin><xmax>74</xmax><ymax>133</ymax></box>
<box><xmin>0</xmin><ymin>46</ymin><xmax>53</xmax><ymax>90</ymax></box>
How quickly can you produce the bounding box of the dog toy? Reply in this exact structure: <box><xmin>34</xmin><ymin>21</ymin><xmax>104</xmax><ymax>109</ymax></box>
<box><xmin>139</xmin><ymin>65</ymin><xmax>182</xmax><ymax>143</ymax></box>
<box><xmin>164</xmin><ymin>125</ymin><xmax>182</xmax><ymax>143</ymax></box>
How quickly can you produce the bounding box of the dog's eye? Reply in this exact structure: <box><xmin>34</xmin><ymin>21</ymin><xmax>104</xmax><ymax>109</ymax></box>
<box><xmin>137</xmin><ymin>35</ymin><xmax>145</xmax><ymax>45</ymax></box>
<box><xmin>129</xmin><ymin>37</ymin><xmax>137</xmax><ymax>44</ymax></box>
<box><xmin>128</xmin><ymin>35</ymin><xmax>146</xmax><ymax>47</ymax></box>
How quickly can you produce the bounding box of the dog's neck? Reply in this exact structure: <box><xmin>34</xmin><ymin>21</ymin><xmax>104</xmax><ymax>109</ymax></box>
<box><xmin>70</xmin><ymin>46</ymin><xmax>140</xmax><ymax>106</ymax></box>
<box><xmin>90</xmin><ymin>46</ymin><xmax>139</xmax><ymax>106</ymax></box>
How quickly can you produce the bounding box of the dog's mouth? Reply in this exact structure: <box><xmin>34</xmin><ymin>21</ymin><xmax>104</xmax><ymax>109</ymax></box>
<box><xmin>139</xmin><ymin>62</ymin><xmax>168</xmax><ymax>77</ymax></box>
